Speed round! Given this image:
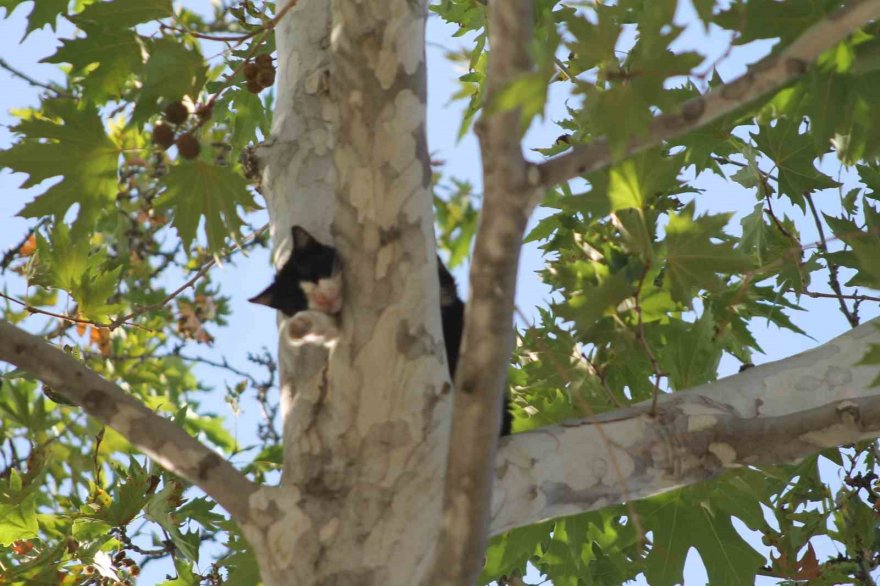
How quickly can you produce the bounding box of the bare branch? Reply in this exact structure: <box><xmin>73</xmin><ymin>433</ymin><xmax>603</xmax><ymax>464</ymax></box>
<box><xmin>491</xmin><ymin>316</ymin><xmax>880</xmax><ymax>535</ymax></box>
<box><xmin>533</xmin><ymin>0</ymin><xmax>880</xmax><ymax>196</ymax></box>
<box><xmin>433</xmin><ymin>1</ymin><xmax>537</xmax><ymax>584</ymax></box>
<box><xmin>0</xmin><ymin>320</ymin><xmax>257</xmax><ymax>523</ymax></box>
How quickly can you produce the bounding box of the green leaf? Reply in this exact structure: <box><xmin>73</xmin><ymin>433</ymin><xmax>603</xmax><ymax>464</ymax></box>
<box><xmin>751</xmin><ymin>119</ymin><xmax>838</xmax><ymax>208</ymax></box>
<box><xmin>33</xmin><ymin>222</ymin><xmax>124</xmax><ymax>319</ymax></box>
<box><xmin>606</xmin><ymin>150</ymin><xmax>680</xmax><ymax>212</ymax></box>
<box><xmin>133</xmin><ymin>38</ymin><xmax>208</xmax><ymax>123</ymax></box>
<box><xmin>490</xmin><ymin>72</ymin><xmax>549</xmax><ymax>129</ymax></box>
<box><xmin>44</xmin><ymin>27</ymin><xmax>143</xmax><ymax>101</ymax></box>
<box><xmin>556</xmin><ymin>269</ymin><xmax>634</xmax><ymax>331</ymax></box>
<box><xmin>214</xmin><ymin>86</ymin><xmax>271</xmax><ymax>149</ymax></box>
<box><xmin>656</xmin><ymin>313</ymin><xmax>723</xmax><ymax>391</ymax></box>
<box><xmin>145</xmin><ymin>482</ymin><xmax>201</xmax><ymax>563</ymax></box>
<box><xmin>715</xmin><ymin>0</ymin><xmax>831</xmax><ymax>45</ymax></box>
<box><xmin>639</xmin><ymin>482</ymin><xmax>765</xmax><ymax>586</ymax></box>
<box><xmin>0</xmin><ymin>0</ymin><xmax>67</xmax><ymax>37</ymax></box>
<box><xmin>157</xmin><ymin>159</ymin><xmax>256</xmax><ymax>252</ymax></box>
<box><xmin>73</xmin><ymin>0</ymin><xmax>172</xmax><ymax>30</ymax></box>
<box><xmin>0</xmin><ymin>100</ymin><xmax>119</xmax><ymax>226</ymax></box>
<box><xmin>824</xmin><ymin>207</ymin><xmax>880</xmax><ymax>288</ymax></box>
<box><xmin>664</xmin><ymin>204</ymin><xmax>753</xmax><ymax>305</ymax></box>
<box><xmin>480</xmin><ymin>523</ymin><xmax>550</xmax><ymax>584</ymax></box>
<box><xmin>0</xmin><ymin>470</ymin><xmax>40</xmax><ymax>546</ymax></box>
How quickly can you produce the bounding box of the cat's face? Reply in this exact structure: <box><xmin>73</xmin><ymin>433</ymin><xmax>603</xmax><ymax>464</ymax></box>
<box><xmin>249</xmin><ymin>226</ymin><xmax>342</xmax><ymax>316</ymax></box>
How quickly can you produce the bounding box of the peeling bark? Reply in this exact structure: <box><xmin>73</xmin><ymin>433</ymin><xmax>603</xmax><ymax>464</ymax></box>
<box><xmin>491</xmin><ymin>317</ymin><xmax>880</xmax><ymax>535</ymax></box>
<box><xmin>245</xmin><ymin>1</ymin><xmax>448</xmax><ymax>584</ymax></box>
<box><xmin>0</xmin><ymin>320</ymin><xmax>256</xmax><ymax>524</ymax></box>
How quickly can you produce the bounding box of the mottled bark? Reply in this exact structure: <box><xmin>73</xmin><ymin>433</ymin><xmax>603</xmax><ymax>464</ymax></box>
<box><xmin>0</xmin><ymin>320</ymin><xmax>256</xmax><ymax>523</ymax></box>
<box><xmin>431</xmin><ymin>2</ymin><xmax>537</xmax><ymax>585</ymax></box>
<box><xmin>244</xmin><ymin>1</ymin><xmax>447</xmax><ymax>584</ymax></box>
<box><xmin>492</xmin><ymin>317</ymin><xmax>880</xmax><ymax>534</ymax></box>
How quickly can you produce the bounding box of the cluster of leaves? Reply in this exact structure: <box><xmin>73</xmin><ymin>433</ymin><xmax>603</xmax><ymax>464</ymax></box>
<box><xmin>0</xmin><ymin>0</ymin><xmax>281</xmax><ymax>583</ymax></box>
<box><xmin>434</xmin><ymin>0</ymin><xmax>880</xmax><ymax>584</ymax></box>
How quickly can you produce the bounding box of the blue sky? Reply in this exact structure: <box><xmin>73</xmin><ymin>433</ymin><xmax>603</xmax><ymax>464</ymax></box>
<box><xmin>1</xmin><ymin>1</ymin><xmax>877</xmax><ymax>584</ymax></box>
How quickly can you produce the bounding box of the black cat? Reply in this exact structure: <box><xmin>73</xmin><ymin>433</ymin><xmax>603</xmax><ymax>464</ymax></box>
<box><xmin>249</xmin><ymin>226</ymin><xmax>512</xmax><ymax>435</ymax></box>
<box><xmin>248</xmin><ymin>226</ymin><xmax>343</xmax><ymax>317</ymax></box>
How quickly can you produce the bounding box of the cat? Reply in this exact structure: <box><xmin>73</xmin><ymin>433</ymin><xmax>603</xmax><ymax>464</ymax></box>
<box><xmin>248</xmin><ymin>225</ymin><xmax>343</xmax><ymax>317</ymax></box>
<box><xmin>249</xmin><ymin>225</ymin><xmax>512</xmax><ymax>435</ymax></box>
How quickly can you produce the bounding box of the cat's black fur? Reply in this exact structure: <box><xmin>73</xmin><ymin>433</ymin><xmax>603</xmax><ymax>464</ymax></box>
<box><xmin>438</xmin><ymin>260</ymin><xmax>512</xmax><ymax>436</ymax></box>
<box><xmin>249</xmin><ymin>227</ymin><xmax>512</xmax><ymax>436</ymax></box>
<box><xmin>248</xmin><ymin>226</ymin><xmax>340</xmax><ymax>316</ymax></box>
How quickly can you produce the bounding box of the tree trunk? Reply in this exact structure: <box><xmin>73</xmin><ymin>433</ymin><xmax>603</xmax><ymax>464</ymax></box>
<box><xmin>243</xmin><ymin>1</ymin><xmax>449</xmax><ymax>584</ymax></box>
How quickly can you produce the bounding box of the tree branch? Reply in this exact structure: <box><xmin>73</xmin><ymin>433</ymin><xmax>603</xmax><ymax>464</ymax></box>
<box><xmin>0</xmin><ymin>320</ymin><xmax>257</xmax><ymax>524</ymax></box>
<box><xmin>433</xmin><ymin>1</ymin><xmax>537</xmax><ymax>584</ymax></box>
<box><xmin>532</xmin><ymin>0</ymin><xmax>880</xmax><ymax>196</ymax></box>
<box><xmin>491</xmin><ymin>316</ymin><xmax>880</xmax><ymax>535</ymax></box>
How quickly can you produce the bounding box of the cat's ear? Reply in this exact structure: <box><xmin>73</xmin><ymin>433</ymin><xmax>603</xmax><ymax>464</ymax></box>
<box><xmin>290</xmin><ymin>225</ymin><xmax>317</xmax><ymax>252</ymax></box>
<box><xmin>248</xmin><ymin>282</ymin><xmax>278</xmax><ymax>308</ymax></box>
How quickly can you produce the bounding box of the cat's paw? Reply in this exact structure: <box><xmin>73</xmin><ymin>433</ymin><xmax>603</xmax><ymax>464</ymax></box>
<box><xmin>285</xmin><ymin>310</ymin><xmax>339</xmax><ymax>344</ymax></box>
<box><xmin>300</xmin><ymin>278</ymin><xmax>343</xmax><ymax>314</ymax></box>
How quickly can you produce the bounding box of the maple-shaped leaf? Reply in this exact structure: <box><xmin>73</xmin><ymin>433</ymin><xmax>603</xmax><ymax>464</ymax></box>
<box><xmin>146</xmin><ymin>481</ymin><xmax>202</xmax><ymax>563</ymax></box>
<box><xmin>751</xmin><ymin>119</ymin><xmax>838</xmax><ymax>208</ymax></box>
<box><xmin>663</xmin><ymin>203</ymin><xmax>753</xmax><ymax>306</ymax></box>
<box><xmin>824</xmin><ymin>206</ymin><xmax>880</xmax><ymax>288</ymax></box>
<box><xmin>33</xmin><ymin>222</ymin><xmax>124</xmax><ymax>320</ymax></box>
<box><xmin>639</xmin><ymin>480</ymin><xmax>765</xmax><ymax>586</ymax></box>
<box><xmin>0</xmin><ymin>0</ymin><xmax>67</xmax><ymax>38</ymax></box>
<box><xmin>213</xmin><ymin>86</ymin><xmax>271</xmax><ymax>149</ymax></box>
<box><xmin>132</xmin><ymin>38</ymin><xmax>208</xmax><ymax>124</ymax></box>
<box><xmin>44</xmin><ymin>27</ymin><xmax>143</xmax><ymax>102</ymax></box>
<box><xmin>157</xmin><ymin>160</ymin><xmax>256</xmax><ymax>252</ymax></box>
<box><xmin>607</xmin><ymin>150</ymin><xmax>680</xmax><ymax>212</ymax></box>
<box><xmin>33</xmin><ymin>222</ymin><xmax>92</xmax><ymax>292</ymax></box>
<box><xmin>0</xmin><ymin>468</ymin><xmax>44</xmax><ymax>546</ymax></box>
<box><xmin>0</xmin><ymin>100</ymin><xmax>119</xmax><ymax>226</ymax></box>
<box><xmin>656</xmin><ymin>313</ymin><xmax>722</xmax><ymax>391</ymax></box>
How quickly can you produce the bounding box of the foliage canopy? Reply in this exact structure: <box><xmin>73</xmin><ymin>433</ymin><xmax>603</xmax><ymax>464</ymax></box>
<box><xmin>2</xmin><ymin>0</ymin><xmax>880</xmax><ymax>584</ymax></box>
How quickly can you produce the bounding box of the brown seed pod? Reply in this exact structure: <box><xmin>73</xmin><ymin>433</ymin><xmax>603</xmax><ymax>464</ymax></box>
<box><xmin>256</xmin><ymin>69</ymin><xmax>275</xmax><ymax>89</ymax></box>
<box><xmin>245</xmin><ymin>78</ymin><xmax>263</xmax><ymax>94</ymax></box>
<box><xmin>243</xmin><ymin>62</ymin><xmax>259</xmax><ymax>81</ymax></box>
<box><xmin>176</xmin><ymin>133</ymin><xmax>201</xmax><ymax>160</ymax></box>
<box><xmin>254</xmin><ymin>53</ymin><xmax>273</xmax><ymax>68</ymax></box>
<box><xmin>163</xmin><ymin>101</ymin><xmax>189</xmax><ymax>125</ymax></box>
<box><xmin>151</xmin><ymin>123</ymin><xmax>175</xmax><ymax>150</ymax></box>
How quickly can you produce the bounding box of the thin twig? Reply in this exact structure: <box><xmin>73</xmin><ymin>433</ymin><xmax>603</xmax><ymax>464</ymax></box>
<box><xmin>630</xmin><ymin>260</ymin><xmax>664</xmax><ymax>416</ymax></box>
<box><xmin>794</xmin><ymin>289</ymin><xmax>880</xmax><ymax>303</ymax></box>
<box><xmin>108</xmin><ymin>224</ymin><xmax>268</xmax><ymax>329</ymax></box>
<box><xmin>0</xmin><ymin>291</ymin><xmax>139</xmax><ymax>329</ymax></box>
<box><xmin>0</xmin><ymin>57</ymin><xmax>73</xmax><ymax>98</ymax></box>
<box><xmin>804</xmin><ymin>193</ymin><xmax>859</xmax><ymax>327</ymax></box>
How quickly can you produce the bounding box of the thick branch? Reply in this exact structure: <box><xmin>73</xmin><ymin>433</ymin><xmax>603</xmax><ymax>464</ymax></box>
<box><xmin>534</xmin><ymin>0</ymin><xmax>880</xmax><ymax>194</ymax></box>
<box><xmin>433</xmin><ymin>1</ymin><xmax>536</xmax><ymax>585</ymax></box>
<box><xmin>0</xmin><ymin>320</ymin><xmax>256</xmax><ymax>524</ymax></box>
<box><xmin>491</xmin><ymin>317</ymin><xmax>880</xmax><ymax>535</ymax></box>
